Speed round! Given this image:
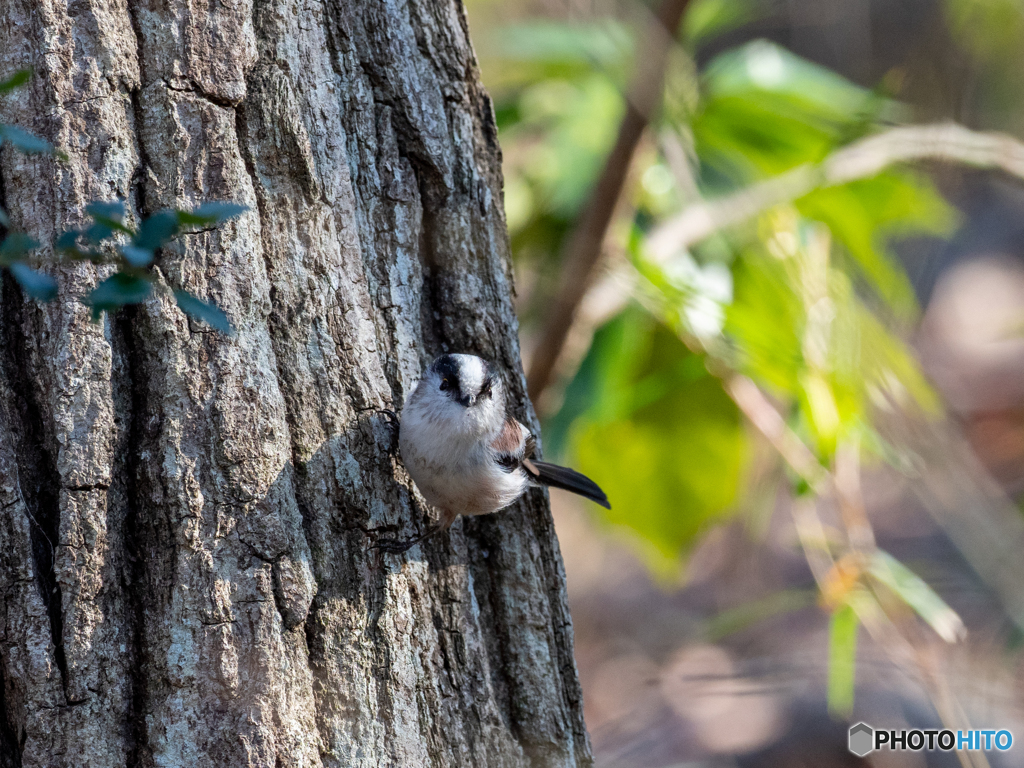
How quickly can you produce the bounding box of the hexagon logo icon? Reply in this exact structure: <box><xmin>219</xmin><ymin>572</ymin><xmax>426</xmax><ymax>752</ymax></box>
<box><xmin>849</xmin><ymin>722</ymin><xmax>874</xmax><ymax>757</ymax></box>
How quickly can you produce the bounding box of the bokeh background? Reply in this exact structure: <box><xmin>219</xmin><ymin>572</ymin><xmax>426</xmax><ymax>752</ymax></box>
<box><xmin>465</xmin><ymin>0</ymin><xmax>1024</xmax><ymax>765</ymax></box>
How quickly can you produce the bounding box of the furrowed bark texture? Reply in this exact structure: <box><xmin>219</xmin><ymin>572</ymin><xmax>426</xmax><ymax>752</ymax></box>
<box><xmin>0</xmin><ymin>1</ymin><xmax>590</xmax><ymax>766</ymax></box>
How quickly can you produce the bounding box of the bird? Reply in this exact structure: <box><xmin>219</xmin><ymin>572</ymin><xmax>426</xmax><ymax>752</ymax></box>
<box><xmin>376</xmin><ymin>353</ymin><xmax>609</xmax><ymax>553</ymax></box>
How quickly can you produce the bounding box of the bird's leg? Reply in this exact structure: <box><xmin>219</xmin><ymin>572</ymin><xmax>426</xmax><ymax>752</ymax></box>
<box><xmin>381</xmin><ymin>408</ymin><xmax>400</xmax><ymax>456</ymax></box>
<box><xmin>370</xmin><ymin>510</ymin><xmax>457</xmax><ymax>554</ymax></box>
<box><xmin>370</xmin><ymin>523</ymin><xmax>441</xmax><ymax>554</ymax></box>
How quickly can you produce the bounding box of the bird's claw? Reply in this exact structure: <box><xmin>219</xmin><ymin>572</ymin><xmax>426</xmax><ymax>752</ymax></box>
<box><xmin>381</xmin><ymin>408</ymin><xmax>400</xmax><ymax>455</ymax></box>
<box><xmin>369</xmin><ymin>525</ymin><xmax>438</xmax><ymax>555</ymax></box>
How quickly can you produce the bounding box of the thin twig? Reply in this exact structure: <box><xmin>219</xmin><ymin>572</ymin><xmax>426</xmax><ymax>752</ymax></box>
<box><xmin>725</xmin><ymin>375</ymin><xmax>830</xmax><ymax>493</ymax></box>
<box><xmin>526</xmin><ymin>0</ymin><xmax>694</xmax><ymax>402</ymax></box>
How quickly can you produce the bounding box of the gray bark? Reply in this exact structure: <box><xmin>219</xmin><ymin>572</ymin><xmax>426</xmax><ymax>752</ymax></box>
<box><xmin>0</xmin><ymin>0</ymin><xmax>590</xmax><ymax>766</ymax></box>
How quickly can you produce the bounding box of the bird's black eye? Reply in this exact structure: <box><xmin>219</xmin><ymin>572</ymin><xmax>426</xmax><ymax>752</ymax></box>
<box><xmin>439</xmin><ymin>379</ymin><xmax>451</xmax><ymax>392</ymax></box>
<box><xmin>481</xmin><ymin>384</ymin><xmax>492</xmax><ymax>399</ymax></box>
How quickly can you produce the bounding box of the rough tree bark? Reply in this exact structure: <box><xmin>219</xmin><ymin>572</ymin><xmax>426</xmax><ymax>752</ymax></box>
<box><xmin>0</xmin><ymin>1</ymin><xmax>590</xmax><ymax>766</ymax></box>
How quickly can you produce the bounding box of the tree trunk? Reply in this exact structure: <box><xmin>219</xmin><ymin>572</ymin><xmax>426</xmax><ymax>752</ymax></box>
<box><xmin>0</xmin><ymin>1</ymin><xmax>590</xmax><ymax>766</ymax></box>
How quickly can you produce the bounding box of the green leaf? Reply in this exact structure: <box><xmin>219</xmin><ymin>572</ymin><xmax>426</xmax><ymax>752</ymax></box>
<box><xmin>869</xmin><ymin>550</ymin><xmax>966</xmax><ymax>643</ymax></box>
<box><xmin>566</xmin><ymin>308</ymin><xmax>746</xmax><ymax>571</ymax></box>
<box><xmin>827</xmin><ymin>603</ymin><xmax>858</xmax><ymax>718</ymax></box>
<box><xmin>684</xmin><ymin>0</ymin><xmax>759</xmax><ymax>46</ymax></box>
<box><xmin>0</xmin><ymin>124</ymin><xmax>56</xmax><ymax>155</ymax></box>
<box><xmin>0</xmin><ymin>232</ymin><xmax>39</xmax><ymax>263</ymax></box>
<box><xmin>120</xmin><ymin>245</ymin><xmax>153</xmax><ymax>268</ymax></box>
<box><xmin>85</xmin><ymin>200</ymin><xmax>126</xmax><ymax>223</ymax></box>
<box><xmin>176</xmin><ymin>201</ymin><xmax>248</xmax><ymax>226</ymax></box>
<box><xmin>85</xmin><ymin>273</ymin><xmax>152</xmax><ymax>320</ymax></box>
<box><xmin>83</xmin><ymin>221</ymin><xmax>114</xmax><ymax>244</ymax></box>
<box><xmin>693</xmin><ymin>41</ymin><xmax>894</xmax><ymax>187</ymax></box>
<box><xmin>55</xmin><ymin>229</ymin><xmax>101</xmax><ymax>262</ymax></box>
<box><xmin>0</xmin><ymin>70</ymin><xmax>31</xmax><ymax>93</ymax></box>
<box><xmin>134</xmin><ymin>211</ymin><xmax>179</xmax><ymax>251</ymax></box>
<box><xmin>486</xmin><ymin>20</ymin><xmax>634</xmax><ymax>93</ymax></box>
<box><xmin>173</xmin><ymin>289</ymin><xmax>233</xmax><ymax>334</ymax></box>
<box><xmin>797</xmin><ymin>171</ymin><xmax>956</xmax><ymax>318</ymax></box>
<box><xmin>85</xmin><ymin>200</ymin><xmax>131</xmax><ymax>234</ymax></box>
<box><xmin>725</xmin><ymin>252</ymin><xmax>804</xmax><ymax>396</ymax></box>
<box><xmin>7</xmin><ymin>262</ymin><xmax>57</xmax><ymax>301</ymax></box>
<box><xmin>706</xmin><ymin>589</ymin><xmax>814</xmax><ymax>640</ymax></box>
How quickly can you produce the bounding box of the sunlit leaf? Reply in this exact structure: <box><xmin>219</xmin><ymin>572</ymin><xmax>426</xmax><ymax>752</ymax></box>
<box><xmin>567</xmin><ymin>309</ymin><xmax>746</xmax><ymax>570</ymax></box>
<box><xmin>0</xmin><ymin>124</ymin><xmax>56</xmax><ymax>155</ymax></box>
<box><xmin>685</xmin><ymin>0</ymin><xmax>759</xmax><ymax>46</ymax></box>
<box><xmin>85</xmin><ymin>273</ymin><xmax>152</xmax><ymax>320</ymax></box>
<box><xmin>8</xmin><ymin>262</ymin><xmax>57</xmax><ymax>301</ymax></box>
<box><xmin>725</xmin><ymin>252</ymin><xmax>804</xmax><ymax>396</ymax></box>
<box><xmin>827</xmin><ymin>602</ymin><xmax>858</xmax><ymax>718</ymax></box>
<box><xmin>797</xmin><ymin>171</ymin><xmax>956</xmax><ymax>317</ymax></box>
<box><xmin>858</xmin><ymin>307</ymin><xmax>941</xmax><ymax>414</ymax></box>
<box><xmin>693</xmin><ymin>41</ymin><xmax>896</xmax><ymax>187</ymax></box>
<box><xmin>173</xmin><ymin>289</ymin><xmax>233</xmax><ymax>334</ymax></box>
<box><xmin>869</xmin><ymin>550</ymin><xmax>966</xmax><ymax>643</ymax></box>
<box><xmin>0</xmin><ymin>70</ymin><xmax>31</xmax><ymax>93</ymax></box>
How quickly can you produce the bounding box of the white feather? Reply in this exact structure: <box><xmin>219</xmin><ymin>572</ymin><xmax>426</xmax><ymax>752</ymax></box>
<box><xmin>399</xmin><ymin>356</ymin><xmax>528</xmax><ymax>523</ymax></box>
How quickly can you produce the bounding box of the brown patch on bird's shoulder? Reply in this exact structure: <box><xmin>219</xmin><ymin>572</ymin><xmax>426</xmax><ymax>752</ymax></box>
<box><xmin>491</xmin><ymin>418</ymin><xmax>524</xmax><ymax>454</ymax></box>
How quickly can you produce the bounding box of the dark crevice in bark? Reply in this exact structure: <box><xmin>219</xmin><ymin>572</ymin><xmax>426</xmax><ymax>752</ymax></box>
<box><xmin>128</xmin><ymin>87</ymin><xmax>150</xmax><ymax>217</ymax></box>
<box><xmin>0</xmin><ymin>170</ymin><xmax>25</xmax><ymax>768</ymax></box>
<box><xmin>117</xmin><ymin>306</ymin><xmax>153</xmax><ymax>768</ymax></box>
<box><xmin>124</xmin><ymin>51</ymin><xmax>154</xmax><ymax>758</ymax></box>
<box><xmin>0</xmin><ymin>647</ymin><xmax>23</xmax><ymax>768</ymax></box>
<box><xmin>0</xmin><ymin>279</ymin><xmax>68</xmax><ymax>699</ymax></box>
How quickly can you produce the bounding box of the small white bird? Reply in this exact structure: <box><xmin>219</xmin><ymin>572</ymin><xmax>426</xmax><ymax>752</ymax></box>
<box><xmin>380</xmin><ymin>353</ymin><xmax>609</xmax><ymax>552</ymax></box>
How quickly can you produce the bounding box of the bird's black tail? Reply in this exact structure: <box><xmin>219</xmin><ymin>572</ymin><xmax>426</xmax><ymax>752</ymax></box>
<box><xmin>524</xmin><ymin>459</ymin><xmax>611</xmax><ymax>509</ymax></box>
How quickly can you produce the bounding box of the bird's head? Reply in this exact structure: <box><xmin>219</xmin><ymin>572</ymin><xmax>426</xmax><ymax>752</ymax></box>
<box><xmin>417</xmin><ymin>353</ymin><xmax>504</xmax><ymax>436</ymax></box>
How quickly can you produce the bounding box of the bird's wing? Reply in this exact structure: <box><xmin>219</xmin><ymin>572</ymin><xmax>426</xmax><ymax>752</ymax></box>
<box><xmin>491</xmin><ymin>418</ymin><xmax>611</xmax><ymax>509</ymax></box>
<box><xmin>491</xmin><ymin>417</ymin><xmax>530</xmax><ymax>472</ymax></box>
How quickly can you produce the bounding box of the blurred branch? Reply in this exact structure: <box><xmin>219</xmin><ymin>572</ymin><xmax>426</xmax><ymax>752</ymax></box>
<box><xmin>902</xmin><ymin>416</ymin><xmax>1024</xmax><ymax>632</ymax></box>
<box><xmin>530</xmin><ymin>120</ymin><xmax>1024</xmax><ymax>408</ymax></box>
<box><xmin>725</xmin><ymin>375</ymin><xmax>830</xmax><ymax>493</ymax></box>
<box><xmin>648</xmin><ymin>122</ymin><xmax>1024</xmax><ymax>260</ymax></box>
<box><xmin>526</xmin><ymin>0</ymin><xmax>694</xmax><ymax>403</ymax></box>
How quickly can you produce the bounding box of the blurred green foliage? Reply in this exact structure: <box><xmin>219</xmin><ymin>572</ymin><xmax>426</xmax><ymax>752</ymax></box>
<box><xmin>567</xmin><ymin>308</ymin><xmax>746</xmax><ymax>571</ymax></box>
<box><xmin>481</xmin><ymin>0</ymin><xmax>968</xmax><ymax>697</ymax></box>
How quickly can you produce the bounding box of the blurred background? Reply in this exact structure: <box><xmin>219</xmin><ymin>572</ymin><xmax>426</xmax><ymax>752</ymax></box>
<box><xmin>465</xmin><ymin>0</ymin><xmax>1024</xmax><ymax>765</ymax></box>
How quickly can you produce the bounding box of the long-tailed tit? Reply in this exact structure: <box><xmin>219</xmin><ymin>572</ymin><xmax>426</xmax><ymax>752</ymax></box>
<box><xmin>378</xmin><ymin>353</ymin><xmax>609</xmax><ymax>552</ymax></box>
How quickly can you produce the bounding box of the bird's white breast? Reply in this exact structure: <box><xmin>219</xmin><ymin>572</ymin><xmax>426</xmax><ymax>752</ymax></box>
<box><xmin>399</xmin><ymin>382</ymin><xmax>527</xmax><ymax>519</ymax></box>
